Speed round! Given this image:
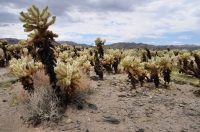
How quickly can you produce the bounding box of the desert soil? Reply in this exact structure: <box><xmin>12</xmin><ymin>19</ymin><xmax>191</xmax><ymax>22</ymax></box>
<box><xmin>0</xmin><ymin>67</ymin><xmax>200</xmax><ymax>132</ymax></box>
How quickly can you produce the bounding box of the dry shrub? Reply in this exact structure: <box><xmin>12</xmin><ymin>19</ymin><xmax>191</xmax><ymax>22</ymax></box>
<box><xmin>23</xmin><ymin>83</ymin><xmax>61</xmax><ymax>127</ymax></box>
<box><xmin>17</xmin><ymin>88</ymin><xmax>29</xmax><ymax>103</ymax></box>
<box><xmin>32</xmin><ymin>69</ymin><xmax>49</xmax><ymax>88</ymax></box>
<box><xmin>79</xmin><ymin>69</ymin><xmax>91</xmax><ymax>90</ymax></box>
<box><xmin>20</xmin><ymin>69</ymin><xmax>61</xmax><ymax>127</ymax></box>
<box><xmin>19</xmin><ymin>67</ymin><xmax>92</xmax><ymax>126</ymax></box>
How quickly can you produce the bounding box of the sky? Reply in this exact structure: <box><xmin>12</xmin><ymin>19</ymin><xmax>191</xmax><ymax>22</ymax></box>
<box><xmin>0</xmin><ymin>0</ymin><xmax>200</xmax><ymax>45</ymax></box>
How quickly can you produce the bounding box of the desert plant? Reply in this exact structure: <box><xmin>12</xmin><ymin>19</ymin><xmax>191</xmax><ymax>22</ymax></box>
<box><xmin>145</xmin><ymin>57</ymin><xmax>160</xmax><ymax>88</ymax></box>
<box><xmin>100</xmin><ymin>54</ymin><xmax>114</xmax><ymax>73</ymax></box>
<box><xmin>19</xmin><ymin>5</ymin><xmax>61</xmax><ymax>96</ymax></box>
<box><xmin>95</xmin><ymin>37</ymin><xmax>106</xmax><ymax>58</ymax></box>
<box><xmin>24</xmin><ymin>84</ymin><xmax>61</xmax><ymax>127</ymax></box>
<box><xmin>82</xmin><ymin>60</ymin><xmax>93</xmax><ymax>76</ymax></box>
<box><xmin>158</xmin><ymin>54</ymin><xmax>175</xmax><ymax>87</ymax></box>
<box><xmin>120</xmin><ymin>56</ymin><xmax>146</xmax><ymax>89</ymax></box>
<box><xmin>54</xmin><ymin>60</ymin><xmax>83</xmax><ymax>95</ymax></box>
<box><xmin>107</xmin><ymin>49</ymin><xmax>122</xmax><ymax>73</ymax></box>
<box><xmin>9</xmin><ymin>56</ymin><xmax>43</xmax><ymax>93</ymax></box>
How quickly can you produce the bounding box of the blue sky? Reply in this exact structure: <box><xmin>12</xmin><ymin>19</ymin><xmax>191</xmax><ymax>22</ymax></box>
<box><xmin>0</xmin><ymin>0</ymin><xmax>200</xmax><ymax>45</ymax></box>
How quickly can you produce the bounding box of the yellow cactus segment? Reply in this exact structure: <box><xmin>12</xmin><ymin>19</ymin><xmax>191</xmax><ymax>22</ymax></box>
<box><xmin>19</xmin><ymin>5</ymin><xmax>56</xmax><ymax>32</ymax></box>
<box><xmin>120</xmin><ymin>56</ymin><xmax>144</xmax><ymax>76</ymax></box>
<box><xmin>100</xmin><ymin>54</ymin><xmax>114</xmax><ymax>65</ymax></box>
<box><xmin>59</xmin><ymin>51</ymin><xmax>69</xmax><ymax>62</ymax></box>
<box><xmin>9</xmin><ymin>57</ymin><xmax>27</xmax><ymax>77</ymax></box>
<box><xmin>107</xmin><ymin>49</ymin><xmax>122</xmax><ymax>59</ymax></box>
<box><xmin>77</xmin><ymin>55</ymin><xmax>87</xmax><ymax>67</ymax></box>
<box><xmin>82</xmin><ymin>60</ymin><xmax>93</xmax><ymax>72</ymax></box>
<box><xmin>9</xmin><ymin>57</ymin><xmax>43</xmax><ymax>78</ymax></box>
<box><xmin>88</xmin><ymin>55</ymin><xmax>94</xmax><ymax>62</ymax></box>
<box><xmin>55</xmin><ymin>47</ymin><xmax>61</xmax><ymax>52</ymax></box>
<box><xmin>35</xmin><ymin>62</ymin><xmax>44</xmax><ymax>69</ymax></box>
<box><xmin>146</xmin><ymin>57</ymin><xmax>159</xmax><ymax>68</ymax></box>
<box><xmin>61</xmin><ymin>43</ymin><xmax>68</xmax><ymax>50</ymax></box>
<box><xmin>54</xmin><ymin>60</ymin><xmax>82</xmax><ymax>91</ymax></box>
<box><xmin>22</xmin><ymin>48</ymin><xmax>28</xmax><ymax>55</ymax></box>
<box><xmin>157</xmin><ymin>54</ymin><xmax>174</xmax><ymax>72</ymax></box>
<box><xmin>95</xmin><ymin>37</ymin><xmax>106</xmax><ymax>49</ymax></box>
<box><xmin>65</xmin><ymin>57</ymin><xmax>73</xmax><ymax>65</ymax></box>
<box><xmin>18</xmin><ymin>39</ymin><xmax>28</xmax><ymax>46</ymax></box>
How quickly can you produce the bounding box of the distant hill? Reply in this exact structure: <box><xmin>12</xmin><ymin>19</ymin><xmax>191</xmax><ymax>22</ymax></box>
<box><xmin>105</xmin><ymin>42</ymin><xmax>200</xmax><ymax>50</ymax></box>
<box><xmin>56</xmin><ymin>41</ymin><xmax>90</xmax><ymax>47</ymax></box>
<box><xmin>1</xmin><ymin>38</ymin><xmax>199</xmax><ymax>50</ymax></box>
<box><xmin>0</xmin><ymin>38</ymin><xmax>21</xmax><ymax>44</ymax></box>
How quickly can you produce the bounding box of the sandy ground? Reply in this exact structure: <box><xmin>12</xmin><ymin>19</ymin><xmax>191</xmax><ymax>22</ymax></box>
<box><xmin>0</xmin><ymin>67</ymin><xmax>200</xmax><ymax>132</ymax></box>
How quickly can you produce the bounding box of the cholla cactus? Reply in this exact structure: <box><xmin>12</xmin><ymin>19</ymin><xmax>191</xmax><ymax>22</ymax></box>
<box><xmin>55</xmin><ymin>46</ymin><xmax>61</xmax><ymax>53</ymax></box>
<box><xmin>9</xmin><ymin>57</ymin><xmax>42</xmax><ymax>93</ymax></box>
<box><xmin>95</xmin><ymin>37</ymin><xmax>106</xmax><ymax>58</ymax></box>
<box><xmin>59</xmin><ymin>51</ymin><xmax>69</xmax><ymax>62</ymax></box>
<box><xmin>9</xmin><ymin>57</ymin><xmax>28</xmax><ymax>77</ymax></box>
<box><xmin>61</xmin><ymin>43</ymin><xmax>68</xmax><ymax>50</ymax></box>
<box><xmin>19</xmin><ymin>5</ymin><xmax>60</xmax><ymax>97</ymax></box>
<box><xmin>141</xmin><ymin>49</ymin><xmax>148</xmax><ymax>62</ymax></box>
<box><xmin>100</xmin><ymin>54</ymin><xmax>114</xmax><ymax>73</ymax></box>
<box><xmin>22</xmin><ymin>48</ymin><xmax>29</xmax><ymax>56</ymax></box>
<box><xmin>19</xmin><ymin>5</ymin><xmax>56</xmax><ymax>33</ymax></box>
<box><xmin>158</xmin><ymin>55</ymin><xmax>174</xmax><ymax>86</ymax></box>
<box><xmin>0</xmin><ymin>39</ymin><xmax>8</xmax><ymax>64</ymax></box>
<box><xmin>178</xmin><ymin>52</ymin><xmax>191</xmax><ymax>72</ymax></box>
<box><xmin>120</xmin><ymin>56</ymin><xmax>146</xmax><ymax>89</ymax></box>
<box><xmin>145</xmin><ymin>57</ymin><xmax>160</xmax><ymax>88</ymax></box>
<box><xmin>88</xmin><ymin>55</ymin><xmax>95</xmax><ymax>66</ymax></box>
<box><xmin>82</xmin><ymin>60</ymin><xmax>93</xmax><ymax>75</ymax></box>
<box><xmin>77</xmin><ymin>55</ymin><xmax>87</xmax><ymax>67</ymax></box>
<box><xmin>54</xmin><ymin>60</ymin><xmax>83</xmax><ymax>95</ymax></box>
<box><xmin>18</xmin><ymin>39</ymin><xmax>28</xmax><ymax>47</ymax></box>
<box><xmin>106</xmin><ymin>49</ymin><xmax>122</xmax><ymax>73</ymax></box>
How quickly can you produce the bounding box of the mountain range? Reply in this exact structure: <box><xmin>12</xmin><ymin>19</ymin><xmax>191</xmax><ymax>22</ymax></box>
<box><xmin>1</xmin><ymin>38</ymin><xmax>199</xmax><ymax>50</ymax></box>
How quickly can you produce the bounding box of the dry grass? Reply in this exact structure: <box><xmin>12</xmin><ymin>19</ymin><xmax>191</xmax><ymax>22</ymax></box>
<box><xmin>21</xmin><ymin>83</ymin><xmax>61</xmax><ymax>127</ymax></box>
<box><xmin>79</xmin><ymin>69</ymin><xmax>91</xmax><ymax>90</ymax></box>
<box><xmin>17</xmin><ymin>67</ymin><xmax>92</xmax><ymax>127</ymax></box>
<box><xmin>32</xmin><ymin>69</ymin><xmax>50</xmax><ymax>89</ymax></box>
<box><xmin>17</xmin><ymin>88</ymin><xmax>29</xmax><ymax>103</ymax></box>
<box><xmin>18</xmin><ymin>69</ymin><xmax>61</xmax><ymax>127</ymax></box>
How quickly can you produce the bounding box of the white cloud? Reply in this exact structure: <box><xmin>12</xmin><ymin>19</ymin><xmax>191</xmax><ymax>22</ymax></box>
<box><xmin>178</xmin><ymin>36</ymin><xmax>191</xmax><ymax>39</ymax></box>
<box><xmin>0</xmin><ymin>0</ymin><xmax>200</xmax><ymax>44</ymax></box>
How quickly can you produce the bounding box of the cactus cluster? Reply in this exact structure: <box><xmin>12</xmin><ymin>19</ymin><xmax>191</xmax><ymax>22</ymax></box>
<box><xmin>95</xmin><ymin>37</ymin><xmax>106</xmax><ymax>58</ymax></box>
<box><xmin>54</xmin><ymin>60</ymin><xmax>82</xmax><ymax>95</ymax></box>
<box><xmin>9</xmin><ymin>56</ymin><xmax>43</xmax><ymax>92</ymax></box>
<box><xmin>157</xmin><ymin>55</ymin><xmax>175</xmax><ymax>86</ymax></box>
<box><xmin>19</xmin><ymin>5</ymin><xmax>56</xmax><ymax>33</ymax></box>
<box><xmin>120</xmin><ymin>56</ymin><xmax>146</xmax><ymax>89</ymax></box>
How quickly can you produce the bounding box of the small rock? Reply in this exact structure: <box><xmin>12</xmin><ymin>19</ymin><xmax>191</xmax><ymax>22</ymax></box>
<box><xmin>88</xmin><ymin>103</ymin><xmax>98</xmax><ymax>110</ymax></box>
<box><xmin>2</xmin><ymin>100</ymin><xmax>7</xmax><ymax>102</ymax></box>
<box><xmin>102</xmin><ymin>116</ymin><xmax>120</xmax><ymax>124</ymax></box>
<box><xmin>66</xmin><ymin>119</ymin><xmax>72</xmax><ymax>124</ymax></box>
<box><xmin>97</xmin><ymin>83</ymin><xmax>102</xmax><ymax>86</ymax></box>
<box><xmin>136</xmin><ymin>128</ymin><xmax>144</xmax><ymax>132</ymax></box>
<box><xmin>118</xmin><ymin>94</ymin><xmax>126</xmax><ymax>97</ymax></box>
<box><xmin>179</xmin><ymin>104</ymin><xmax>185</xmax><ymax>107</ymax></box>
<box><xmin>86</xmin><ymin>129</ymin><xmax>90</xmax><ymax>132</ymax></box>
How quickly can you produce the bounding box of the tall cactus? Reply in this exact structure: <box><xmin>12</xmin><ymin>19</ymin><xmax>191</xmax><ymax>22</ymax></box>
<box><xmin>19</xmin><ymin>5</ymin><xmax>60</xmax><ymax>95</ymax></box>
